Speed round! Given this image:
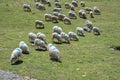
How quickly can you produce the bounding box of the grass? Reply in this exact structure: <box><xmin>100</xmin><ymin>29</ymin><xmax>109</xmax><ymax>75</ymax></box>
<box><xmin>0</xmin><ymin>0</ymin><xmax>120</xmax><ymax>80</ymax></box>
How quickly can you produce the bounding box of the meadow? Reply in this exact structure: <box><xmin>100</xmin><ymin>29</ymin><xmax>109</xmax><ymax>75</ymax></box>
<box><xmin>0</xmin><ymin>0</ymin><xmax>120</xmax><ymax>80</ymax></box>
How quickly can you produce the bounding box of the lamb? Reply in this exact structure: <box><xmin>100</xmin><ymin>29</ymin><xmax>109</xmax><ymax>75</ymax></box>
<box><xmin>53</xmin><ymin>26</ymin><xmax>62</xmax><ymax>34</ymax></box>
<box><xmin>76</xmin><ymin>27</ymin><xmax>85</xmax><ymax>36</ymax></box>
<box><xmin>55</xmin><ymin>2</ymin><xmax>61</xmax><ymax>8</ymax></box>
<box><xmin>10</xmin><ymin>48</ymin><xmax>22</xmax><ymax>65</ymax></box>
<box><xmin>36</xmin><ymin>3</ymin><xmax>46</xmax><ymax>10</ymax></box>
<box><xmin>28</xmin><ymin>32</ymin><xmax>37</xmax><ymax>43</ymax></box>
<box><xmin>35</xmin><ymin>20</ymin><xmax>44</xmax><ymax>29</ymax></box>
<box><xmin>19</xmin><ymin>41</ymin><xmax>30</xmax><ymax>54</ymax></box>
<box><xmin>93</xmin><ymin>6</ymin><xmax>101</xmax><ymax>15</ymax></box>
<box><xmin>92</xmin><ymin>27</ymin><xmax>101</xmax><ymax>35</ymax></box>
<box><xmin>68</xmin><ymin>31</ymin><xmax>79</xmax><ymax>41</ymax></box>
<box><xmin>80</xmin><ymin>1</ymin><xmax>85</xmax><ymax>7</ymax></box>
<box><xmin>61</xmin><ymin>32</ymin><xmax>70</xmax><ymax>44</ymax></box>
<box><xmin>34</xmin><ymin>38</ymin><xmax>47</xmax><ymax>50</ymax></box>
<box><xmin>68</xmin><ymin>10</ymin><xmax>77</xmax><ymax>19</ymax></box>
<box><xmin>37</xmin><ymin>32</ymin><xmax>47</xmax><ymax>44</ymax></box>
<box><xmin>47</xmin><ymin>43</ymin><xmax>61</xmax><ymax>62</ymax></box>
<box><xmin>53</xmin><ymin>8</ymin><xmax>61</xmax><ymax>12</ymax></box>
<box><xmin>23</xmin><ymin>3</ymin><xmax>31</xmax><ymax>12</ymax></box>
<box><xmin>58</xmin><ymin>13</ymin><xmax>66</xmax><ymax>21</ymax></box>
<box><xmin>52</xmin><ymin>32</ymin><xmax>62</xmax><ymax>44</ymax></box>
<box><xmin>71</xmin><ymin>1</ymin><xmax>78</xmax><ymax>7</ymax></box>
<box><xmin>63</xmin><ymin>17</ymin><xmax>71</xmax><ymax>24</ymax></box>
<box><xmin>85</xmin><ymin>20</ymin><xmax>94</xmax><ymax>31</ymax></box>
<box><xmin>44</xmin><ymin>13</ymin><xmax>52</xmax><ymax>21</ymax></box>
<box><xmin>89</xmin><ymin>11</ymin><xmax>94</xmax><ymax>18</ymax></box>
<box><xmin>51</xmin><ymin>15</ymin><xmax>59</xmax><ymax>23</ymax></box>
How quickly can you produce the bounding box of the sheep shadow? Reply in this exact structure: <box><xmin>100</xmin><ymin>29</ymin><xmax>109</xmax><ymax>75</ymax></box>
<box><xmin>11</xmin><ymin>60</ymin><xmax>23</xmax><ymax>65</ymax></box>
<box><xmin>35</xmin><ymin>48</ymin><xmax>47</xmax><ymax>51</ymax></box>
<box><xmin>50</xmin><ymin>58</ymin><xmax>62</xmax><ymax>63</ymax></box>
<box><xmin>52</xmin><ymin>42</ymin><xmax>62</xmax><ymax>44</ymax></box>
<box><xmin>36</xmin><ymin>27</ymin><xmax>44</xmax><ymax>29</ymax></box>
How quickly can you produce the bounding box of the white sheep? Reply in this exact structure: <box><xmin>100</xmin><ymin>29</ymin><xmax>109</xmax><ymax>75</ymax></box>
<box><xmin>83</xmin><ymin>26</ymin><xmax>91</xmax><ymax>32</ymax></box>
<box><xmin>53</xmin><ymin>12</ymin><xmax>59</xmax><ymax>16</ymax></box>
<box><xmin>71</xmin><ymin>1</ymin><xmax>78</xmax><ymax>7</ymax></box>
<box><xmin>65</xmin><ymin>2</ymin><xmax>71</xmax><ymax>9</ymax></box>
<box><xmin>68</xmin><ymin>31</ymin><xmax>79</xmax><ymax>41</ymax></box>
<box><xmin>47</xmin><ymin>43</ymin><xmax>61</xmax><ymax>62</ymax></box>
<box><xmin>44</xmin><ymin>13</ymin><xmax>52</xmax><ymax>21</ymax></box>
<box><xmin>35</xmin><ymin>20</ymin><xmax>44</xmax><ymax>29</ymax></box>
<box><xmin>37</xmin><ymin>32</ymin><xmax>47</xmax><ymax>44</ymax></box>
<box><xmin>19</xmin><ymin>41</ymin><xmax>30</xmax><ymax>54</ymax></box>
<box><xmin>53</xmin><ymin>26</ymin><xmax>62</xmax><ymax>34</ymax></box>
<box><xmin>89</xmin><ymin>11</ymin><xmax>94</xmax><ymax>18</ymax></box>
<box><xmin>92</xmin><ymin>27</ymin><xmax>101</xmax><ymax>35</ymax></box>
<box><xmin>61</xmin><ymin>32</ymin><xmax>70</xmax><ymax>44</ymax></box>
<box><xmin>34</xmin><ymin>38</ymin><xmax>47</xmax><ymax>50</ymax></box>
<box><xmin>85</xmin><ymin>20</ymin><xmax>94</xmax><ymax>31</ymax></box>
<box><xmin>51</xmin><ymin>15</ymin><xmax>59</xmax><ymax>23</ymax></box>
<box><xmin>55</xmin><ymin>2</ymin><xmax>61</xmax><ymax>8</ymax></box>
<box><xmin>85</xmin><ymin>7</ymin><xmax>93</xmax><ymax>11</ymax></box>
<box><xmin>93</xmin><ymin>6</ymin><xmax>101</xmax><ymax>15</ymax></box>
<box><xmin>36</xmin><ymin>3</ymin><xmax>46</xmax><ymax>10</ymax></box>
<box><xmin>28</xmin><ymin>32</ymin><xmax>37</xmax><ymax>43</ymax></box>
<box><xmin>52</xmin><ymin>32</ymin><xmax>62</xmax><ymax>44</ymax></box>
<box><xmin>78</xmin><ymin>9</ymin><xmax>87</xmax><ymax>19</ymax></box>
<box><xmin>63</xmin><ymin>17</ymin><xmax>71</xmax><ymax>24</ymax></box>
<box><xmin>58</xmin><ymin>13</ymin><xmax>66</xmax><ymax>20</ymax></box>
<box><xmin>53</xmin><ymin>8</ymin><xmax>61</xmax><ymax>12</ymax></box>
<box><xmin>10</xmin><ymin>48</ymin><xmax>22</xmax><ymax>65</ymax></box>
<box><xmin>23</xmin><ymin>3</ymin><xmax>31</xmax><ymax>12</ymax></box>
<box><xmin>80</xmin><ymin>1</ymin><xmax>85</xmax><ymax>7</ymax></box>
<box><xmin>76</xmin><ymin>27</ymin><xmax>85</xmax><ymax>36</ymax></box>
<box><xmin>68</xmin><ymin>10</ymin><xmax>77</xmax><ymax>19</ymax></box>
<box><xmin>70</xmin><ymin>4</ymin><xmax>75</xmax><ymax>11</ymax></box>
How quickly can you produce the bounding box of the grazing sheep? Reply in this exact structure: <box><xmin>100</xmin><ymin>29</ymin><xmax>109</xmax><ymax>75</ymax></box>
<box><xmin>68</xmin><ymin>31</ymin><xmax>79</xmax><ymax>41</ymax></box>
<box><xmin>28</xmin><ymin>32</ymin><xmax>37</xmax><ymax>42</ymax></box>
<box><xmin>78</xmin><ymin>9</ymin><xmax>87</xmax><ymax>19</ymax></box>
<box><xmin>46</xmin><ymin>0</ymin><xmax>51</xmax><ymax>7</ymax></box>
<box><xmin>55</xmin><ymin>2</ymin><xmax>61</xmax><ymax>8</ymax></box>
<box><xmin>76</xmin><ymin>27</ymin><xmax>85</xmax><ymax>36</ymax></box>
<box><xmin>35</xmin><ymin>20</ymin><xmax>44</xmax><ymax>29</ymax></box>
<box><xmin>10</xmin><ymin>48</ymin><xmax>22</xmax><ymax>65</ymax></box>
<box><xmin>53</xmin><ymin>12</ymin><xmax>59</xmax><ymax>16</ymax></box>
<box><xmin>68</xmin><ymin>10</ymin><xmax>77</xmax><ymax>19</ymax></box>
<box><xmin>93</xmin><ymin>6</ymin><xmax>101</xmax><ymax>15</ymax></box>
<box><xmin>53</xmin><ymin>8</ymin><xmax>61</xmax><ymax>12</ymax></box>
<box><xmin>83</xmin><ymin>26</ymin><xmax>91</xmax><ymax>32</ymax></box>
<box><xmin>58</xmin><ymin>13</ymin><xmax>66</xmax><ymax>20</ymax></box>
<box><xmin>89</xmin><ymin>11</ymin><xmax>94</xmax><ymax>18</ymax></box>
<box><xmin>85</xmin><ymin>7</ymin><xmax>92</xmax><ymax>11</ymax></box>
<box><xmin>37</xmin><ymin>32</ymin><xmax>47</xmax><ymax>44</ymax></box>
<box><xmin>44</xmin><ymin>13</ymin><xmax>52</xmax><ymax>21</ymax></box>
<box><xmin>53</xmin><ymin>26</ymin><xmax>62</xmax><ymax>34</ymax></box>
<box><xmin>19</xmin><ymin>41</ymin><xmax>29</xmax><ymax>54</ymax></box>
<box><xmin>71</xmin><ymin>1</ymin><xmax>78</xmax><ymax>7</ymax></box>
<box><xmin>80</xmin><ymin>1</ymin><xmax>85</xmax><ymax>7</ymax></box>
<box><xmin>51</xmin><ymin>15</ymin><xmax>59</xmax><ymax>23</ymax></box>
<box><xmin>34</xmin><ymin>38</ymin><xmax>47</xmax><ymax>50</ymax></box>
<box><xmin>92</xmin><ymin>27</ymin><xmax>101</xmax><ymax>35</ymax></box>
<box><xmin>23</xmin><ymin>3</ymin><xmax>31</xmax><ymax>12</ymax></box>
<box><xmin>47</xmin><ymin>43</ymin><xmax>61</xmax><ymax>62</ymax></box>
<box><xmin>70</xmin><ymin>4</ymin><xmax>75</xmax><ymax>11</ymax></box>
<box><xmin>36</xmin><ymin>3</ymin><xmax>46</xmax><ymax>10</ymax></box>
<box><xmin>65</xmin><ymin>2</ymin><xmax>71</xmax><ymax>9</ymax></box>
<box><xmin>63</xmin><ymin>17</ymin><xmax>71</xmax><ymax>24</ymax></box>
<box><xmin>52</xmin><ymin>32</ymin><xmax>62</xmax><ymax>44</ymax></box>
<box><xmin>85</xmin><ymin>20</ymin><xmax>94</xmax><ymax>31</ymax></box>
<box><xmin>61</xmin><ymin>32</ymin><xmax>70</xmax><ymax>44</ymax></box>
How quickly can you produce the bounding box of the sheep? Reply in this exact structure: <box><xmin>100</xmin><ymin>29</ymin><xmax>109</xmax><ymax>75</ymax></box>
<box><xmin>51</xmin><ymin>15</ymin><xmax>59</xmax><ymax>23</ymax></box>
<box><xmin>63</xmin><ymin>17</ymin><xmax>71</xmax><ymax>24</ymax></box>
<box><xmin>44</xmin><ymin>13</ymin><xmax>52</xmax><ymax>21</ymax></box>
<box><xmin>52</xmin><ymin>32</ymin><xmax>62</xmax><ymax>44</ymax></box>
<box><xmin>19</xmin><ymin>41</ymin><xmax>30</xmax><ymax>54</ymax></box>
<box><xmin>85</xmin><ymin>20</ymin><xmax>94</xmax><ymax>31</ymax></box>
<box><xmin>83</xmin><ymin>26</ymin><xmax>91</xmax><ymax>32</ymax></box>
<box><xmin>65</xmin><ymin>2</ymin><xmax>71</xmax><ymax>9</ymax></box>
<box><xmin>69</xmin><ymin>4</ymin><xmax>75</xmax><ymax>11</ymax></box>
<box><xmin>53</xmin><ymin>12</ymin><xmax>59</xmax><ymax>17</ymax></box>
<box><xmin>10</xmin><ymin>48</ymin><xmax>22</xmax><ymax>65</ymax></box>
<box><xmin>37</xmin><ymin>32</ymin><xmax>47</xmax><ymax>44</ymax></box>
<box><xmin>47</xmin><ymin>43</ymin><xmax>61</xmax><ymax>62</ymax></box>
<box><xmin>76</xmin><ymin>27</ymin><xmax>85</xmax><ymax>36</ymax></box>
<box><xmin>85</xmin><ymin>7</ymin><xmax>93</xmax><ymax>11</ymax></box>
<box><xmin>53</xmin><ymin>26</ymin><xmax>62</xmax><ymax>34</ymax></box>
<box><xmin>36</xmin><ymin>3</ymin><xmax>46</xmax><ymax>10</ymax></box>
<box><xmin>23</xmin><ymin>3</ymin><xmax>31</xmax><ymax>12</ymax></box>
<box><xmin>68</xmin><ymin>31</ymin><xmax>79</xmax><ymax>41</ymax></box>
<box><xmin>35</xmin><ymin>20</ymin><xmax>44</xmax><ymax>29</ymax></box>
<box><xmin>68</xmin><ymin>10</ymin><xmax>77</xmax><ymax>19</ymax></box>
<box><xmin>89</xmin><ymin>11</ymin><xmax>94</xmax><ymax>18</ymax></box>
<box><xmin>55</xmin><ymin>2</ymin><xmax>61</xmax><ymax>8</ymax></box>
<box><xmin>53</xmin><ymin>8</ymin><xmax>61</xmax><ymax>12</ymax></box>
<box><xmin>46</xmin><ymin>0</ymin><xmax>51</xmax><ymax>7</ymax></box>
<box><xmin>28</xmin><ymin>32</ymin><xmax>37</xmax><ymax>43</ymax></box>
<box><xmin>92</xmin><ymin>27</ymin><xmax>101</xmax><ymax>35</ymax></box>
<box><xmin>93</xmin><ymin>6</ymin><xmax>101</xmax><ymax>15</ymax></box>
<box><xmin>78</xmin><ymin>9</ymin><xmax>87</xmax><ymax>19</ymax></box>
<box><xmin>80</xmin><ymin>1</ymin><xmax>85</xmax><ymax>7</ymax></box>
<box><xmin>34</xmin><ymin>38</ymin><xmax>47</xmax><ymax>50</ymax></box>
<box><xmin>58</xmin><ymin>13</ymin><xmax>66</xmax><ymax>20</ymax></box>
<box><xmin>61</xmin><ymin>32</ymin><xmax>70</xmax><ymax>44</ymax></box>
<box><xmin>71</xmin><ymin>1</ymin><xmax>78</xmax><ymax>7</ymax></box>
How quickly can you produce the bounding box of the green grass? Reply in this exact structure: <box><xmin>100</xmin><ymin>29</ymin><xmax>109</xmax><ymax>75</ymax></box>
<box><xmin>0</xmin><ymin>0</ymin><xmax>120</xmax><ymax>80</ymax></box>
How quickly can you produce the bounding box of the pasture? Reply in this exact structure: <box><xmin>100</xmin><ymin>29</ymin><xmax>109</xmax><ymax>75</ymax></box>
<box><xmin>0</xmin><ymin>0</ymin><xmax>120</xmax><ymax>80</ymax></box>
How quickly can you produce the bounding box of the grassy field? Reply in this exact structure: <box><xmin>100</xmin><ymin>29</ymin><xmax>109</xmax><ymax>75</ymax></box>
<box><xmin>0</xmin><ymin>0</ymin><xmax>120</xmax><ymax>80</ymax></box>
